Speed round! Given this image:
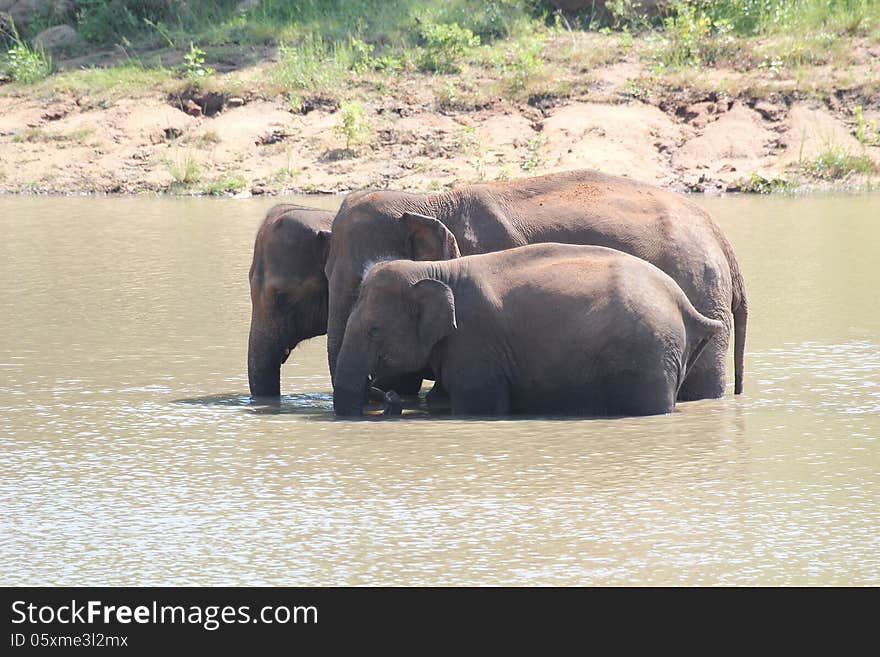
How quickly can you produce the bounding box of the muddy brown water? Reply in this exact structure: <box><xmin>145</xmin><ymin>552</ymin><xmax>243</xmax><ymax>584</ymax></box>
<box><xmin>1</xmin><ymin>193</ymin><xmax>878</xmax><ymax>585</ymax></box>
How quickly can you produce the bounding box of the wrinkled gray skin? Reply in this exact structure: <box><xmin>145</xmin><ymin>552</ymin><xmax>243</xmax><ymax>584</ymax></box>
<box><xmin>325</xmin><ymin>169</ymin><xmax>747</xmax><ymax>401</ymax></box>
<box><xmin>248</xmin><ymin>204</ymin><xmax>333</xmax><ymax>397</ymax></box>
<box><xmin>334</xmin><ymin>244</ymin><xmax>724</xmax><ymax>416</ymax></box>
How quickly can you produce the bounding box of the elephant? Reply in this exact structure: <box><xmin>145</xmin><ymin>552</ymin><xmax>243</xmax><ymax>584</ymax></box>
<box><xmin>333</xmin><ymin>243</ymin><xmax>725</xmax><ymax>417</ymax></box>
<box><xmin>324</xmin><ymin>169</ymin><xmax>747</xmax><ymax>402</ymax></box>
<box><xmin>248</xmin><ymin>204</ymin><xmax>333</xmax><ymax>397</ymax></box>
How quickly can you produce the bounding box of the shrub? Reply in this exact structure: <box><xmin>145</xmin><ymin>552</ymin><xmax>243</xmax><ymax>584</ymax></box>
<box><xmin>334</xmin><ymin>101</ymin><xmax>372</xmax><ymax>151</ymax></box>
<box><xmin>494</xmin><ymin>34</ymin><xmax>545</xmax><ymax>92</ymax></box>
<box><xmin>1</xmin><ymin>22</ymin><xmax>51</xmax><ymax>84</ymax></box>
<box><xmin>202</xmin><ymin>175</ymin><xmax>247</xmax><ymax>195</ymax></box>
<box><xmin>803</xmin><ymin>147</ymin><xmax>875</xmax><ymax>181</ymax></box>
<box><xmin>418</xmin><ymin>21</ymin><xmax>480</xmax><ymax>73</ymax></box>
<box><xmin>183</xmin><ymin>42</ymin><xmax>214</xmax><ymax>80</ymax></box>
<box><xmin>167</xmin><ymin>151</ymin><xmax>202</xmax><ymax>185</ymax></box>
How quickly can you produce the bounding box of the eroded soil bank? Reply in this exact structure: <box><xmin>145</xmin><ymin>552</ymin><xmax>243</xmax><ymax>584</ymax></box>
<box><xmin>2</xmin><ymin>32</ymin><xmax>878</xmax><ymax>196</ymax></box>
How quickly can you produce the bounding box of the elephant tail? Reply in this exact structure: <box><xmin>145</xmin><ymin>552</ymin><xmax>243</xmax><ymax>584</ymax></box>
<box><xmin>703</xmin><ymin>206</ymin><xmax>748</xmax><ymax>395</ymax></box>
<box><xmin>733</xmin><ymin>293</ymin><xmax>748</xmax><ymax>395</ymax></box>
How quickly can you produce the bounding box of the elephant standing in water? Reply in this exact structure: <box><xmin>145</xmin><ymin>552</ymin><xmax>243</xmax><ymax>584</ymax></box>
<box><xmin>333</xmin><ymin>244</ymin><xmax>725</xmax><ymax>417</ymax></box>
<box><xmin>324</xmin><ymin>170</ymin><xmax>747</xmax><ymax>402</ymax></box>
<box><xmin>247</xmin><ymin>204</ymin><xmax>333</xmax><ymax>397</ymax></box>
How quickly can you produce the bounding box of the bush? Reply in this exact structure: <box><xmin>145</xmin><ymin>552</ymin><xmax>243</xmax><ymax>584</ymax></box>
<box><xmin>494</xmin><ymin>34</ymin><xmax>545</xmax><ymax>91</ymax></box>
<box><xmin>1</xmin><ymin>22</ymin><xmax>51</xmax><ymax>84</ymax></box>
<box><xmin>418</xmin><ymin>21</ymin><xmax>480</xmax><ymax>73</ymax></box>
<box><xmin>333</xmin><ymin>101</ymin><xmax>372</xmax><ymax>151</ymax></box>
<box><xmin>803</xmin><ymin>147</ymin><xmax>875</xmax><ymax>181</ymax></box>
<box><xmin>183</xmin><ymin>42</ymin><xmax>215</xmax><ymax>80</ymax></box>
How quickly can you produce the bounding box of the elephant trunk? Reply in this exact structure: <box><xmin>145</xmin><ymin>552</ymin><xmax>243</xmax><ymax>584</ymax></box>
<box><xmin>248</xmin><ymin>323</ymin><xmax>282</xmax><ymax>398</ymax></box>
<box><xmin>332</xmin><ymin>331</ymin><xmax>371</xmax><ymax>416</ymax></box>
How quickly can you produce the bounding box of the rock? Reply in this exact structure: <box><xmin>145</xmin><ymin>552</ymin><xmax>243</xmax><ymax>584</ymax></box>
<box><xmin>679</xmin><ymin>101</ymin><xmax>727</xmax><ymax>129</ymax></box>
<box><xmin>2</xmin><ymin>0</ymin><xmax>50</xmax><ymax>29</ymax></box>
<box><xmin>182</xmin><ymin>99</ymin><xmax>203</xmax><ymax>117</ymax></box>
<box><xmin>226</xmin><ymin>97</ymin><xmax>245</xmax><ymax>108</ymax></box>
<box><xmin>33</xmin><ymin>25</ymin><xmax>80</xmax><ymax>51</ymax></box>
<box><xmin>753</xmin><ymin>101</ymin><xmax>786</xmax><ymax>122</ymax></box>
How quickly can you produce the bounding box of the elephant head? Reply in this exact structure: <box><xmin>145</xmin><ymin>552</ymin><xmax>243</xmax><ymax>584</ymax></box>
<box><xmin>333</xmin><ymin>264</ymin><xmax>457</xmax><ymax>416</ymax></box>
<box><xmin>325</xmin><ymin>193</ymin><xmax>460</xmax><ymax>385</ymax></box>
<box><xmin>248</xmin><ymin>205</ymin><xmax>333</xmax><ymax>397</ymax></box>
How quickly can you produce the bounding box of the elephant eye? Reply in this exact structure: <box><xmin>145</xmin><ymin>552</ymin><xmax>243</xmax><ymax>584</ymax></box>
<box><xmin>367</xmin><ymin>326</ymin><xmax>381</xmax><ymax>340</ymax></box>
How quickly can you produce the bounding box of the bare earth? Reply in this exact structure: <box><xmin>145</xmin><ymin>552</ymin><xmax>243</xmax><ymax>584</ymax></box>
<box><xmin>1</xmin><ymin>38</ymin><xmax>879</xmax><ymax>196</ymax></box>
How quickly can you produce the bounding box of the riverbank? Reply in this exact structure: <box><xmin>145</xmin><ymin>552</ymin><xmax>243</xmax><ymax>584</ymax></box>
<box><xmin>2</xmin><ymin>14</ymin><xmax>879</xmax><ymax>196</ymax></box>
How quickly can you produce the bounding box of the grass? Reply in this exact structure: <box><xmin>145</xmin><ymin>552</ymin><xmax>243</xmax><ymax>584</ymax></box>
<box><xmin>201</xmin><ymin>175</ymin><xmax>247</xmax><ymax>195</ymax></box>
<box><xmin>13</xmin><ymin>126</ymin><xmax>95</xmax><ymax>144</ymax></box>
<box><xmin>521</xmin><ymin>133</ymin><xmax>545</xmax><ymax>171</ymax></box>
<box><xmin>801</xmin><ymin>146</ymin><xmax>875</xmax><ymax>181</ymax></box>
<box><xmin>167</xmin><ymin>151</ymin><xmax>202</xmax><ymax>185</ymax></box>
<box><xmin>1</xmin><ymin>21</ymin><xmax>52</xmax><ymax>84</ymax></box>
<box><xmin>1</xmin><ymin>0</ymin><xmax>875</xmax><ymax>107</ymax></box>
<box><xmin>738</xmin><ymin>172</ymin><xmax>794</xmax><ymax>194</ymax></box>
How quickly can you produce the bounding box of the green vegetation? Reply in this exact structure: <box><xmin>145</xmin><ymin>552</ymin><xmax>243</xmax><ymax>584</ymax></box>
<box><xmin>801</xmin><ymin>146</ymin><xmax>875</xmax><ymax>181</ymax></box>
<box><xmin>1</xmin><ymin>22</ymin><xmax>51</xmax><ymax>84</ymax></box>
<box><xmin>201</xmin><ymin>175</ymin><xmax>247</xmax><ymax>195</ymax></box>
<box><xmin>738</xmin><ymin>172</ymin><xmax>793</xmax><ymax>194</ymax></box>
<box><xmin>853</xmin><ymin>106</ymin><xmax>880</xmax><ymax>146</ymax></box>
<box><xmin>3</xmin><ymin>0</ymin><xmax>877</xmax><ymax>101</ymax></box>
<box><xmin>493</xmin><ymin>33</ymin><xmax>545</xmax><ymax>93</ymax></box>
<box><xmin>3</xmin><ymin>1</ymin><xmax>879</xmax><ymax>195</ymax></box>
<box><xmin>418</xmin><ymin>21</ymin><xmax>480</xmax><ymax>73</ymax></box>
<box><xmin>13</xmin><ymin>126</ymin><xmax>94</xmax><ymax>144</ymax></box>
<box><xmin>521</xmin><ymin>133</ymin><xmax>546</xmax><ymax>171</ymax></box>
<box><xmin>167</xmin><ymin>151</ymin><xmax>202</xmax><ymax>185</ymax></box>
<box><xmin>333</xmin><ymin>100</ymin><xmax>372</xmax><ymax>151</ymax></box>
<box><xmin>183</xmin><ymin>43</ymin><xmax>215</xmax><ymax>80</ymax></box>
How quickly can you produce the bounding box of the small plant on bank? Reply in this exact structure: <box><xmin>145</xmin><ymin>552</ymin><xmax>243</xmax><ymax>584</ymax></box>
<box><xmin>167</xmin><ymin>151</ymin><xmax>201</xmax><ymax>185</ymax></box>
<box><xmin>802</xmin><ymin>146</ymin><xmax>875</xmax><ymax>181</ymax></box>
<box><xmin>738</xmin><ymin>172</ymin><xmax>792</xmax><ymax>194</ymax></box>
<box><xmin>521</xmin><ymin>133</ymin><xmax>546</xmax><ymax>172</ymax></box>
<box><xmin>494</xmin><ymin>34</ymin><xmax>545</xmax><ymax>93</ymax></box>
<box><xmin>201</xmin><ymin>175</ymin><xmax>246</xmax><ymax>195</ymax></box>
<box><xmin>183</xmin><ymin>42</ymin><xmax>214</xmax><ymax>80</ymax></box>
<box><xmin>853</xmin><ymin>106</ymin><xmax>880</xmax><ymax>146</ymax></box>
<box><xmin>2</xmin><ymin>21</ymin><xmax>52</xmax><ymax>84</ymax></box>
<box><xmin>333</xmin><ymin>101</ymin><xmax>371</xmax><ymax>152</ymax></box>
<box><xmin>418</xmin><ymin>21</ymin><xmax>480</xmax><ymax>73</ymax></box>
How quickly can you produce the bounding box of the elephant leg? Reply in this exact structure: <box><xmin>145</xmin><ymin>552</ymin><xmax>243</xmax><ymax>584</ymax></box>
<box><xmin>426</xmin><ymin>379</ymin><xmax>448</xmax><ymax>402</ymax></box>
<box><xmin>372</xmin><ymin>372</ymin><xmax>423</xmax><ymax>396</ymax></box>
<box><xmin>425</xmin><ymin>379</ymin><xmax>451</xmax><ymax>413</ymax></box>
<box><xmin>450</xmin><ymin>382</ymin><xmax>511</xmax><ymax>416</ymax></box>
<box><xmin>678</xmin><ymin>321</ymin><xmax>730</xmax><ymax>401</ymax></box>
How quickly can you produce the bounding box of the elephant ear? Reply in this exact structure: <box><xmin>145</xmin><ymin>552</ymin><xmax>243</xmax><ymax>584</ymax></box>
<box><xmin>315</xmin><ymin>229</ymin><xmax>331</xmax><ymax>267</ymax></box>
<box><xmin>412</xmin><ymin>278</ymin><xmax>457</xmax><ymax>348</ymax></box>
<box><xmin>400</xmin><ymin>212</ymin><xmax>461</xmax><ymax>262</ymax></box>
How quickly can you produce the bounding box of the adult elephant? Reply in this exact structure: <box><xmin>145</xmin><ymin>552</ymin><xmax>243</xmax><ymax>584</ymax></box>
<box><xmin>325</xmin><ymin>169</ymin><xmax>747</xmax><ymax>401</ymax></box>
<box><xmin>248</xmin><ymin>204</ymin><xmax>333</xmax><ymax>397</ymax></box>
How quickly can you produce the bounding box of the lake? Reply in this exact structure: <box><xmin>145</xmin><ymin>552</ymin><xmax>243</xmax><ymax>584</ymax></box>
<box><xmin>1</xmin><ymin>192</ymin><xmax>878</xmax><ymax>585</ymax></box>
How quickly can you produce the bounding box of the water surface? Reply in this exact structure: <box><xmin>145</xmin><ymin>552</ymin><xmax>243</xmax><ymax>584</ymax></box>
<box><xmin>1</xmin><ymin>193</ymin><xmax>878</xmax><ymax>585</ymax></box>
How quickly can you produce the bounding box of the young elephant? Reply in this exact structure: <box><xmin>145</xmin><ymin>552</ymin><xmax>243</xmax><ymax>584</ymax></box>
<box><xmin>333</xmin><ymin>244</ymin><xmax>724</xmax><ymax>417</ymax></box>
<box><xmin>248</xmin><ymin>204</ymin><xmax>333</xmax><ymax>397</ymax></box>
